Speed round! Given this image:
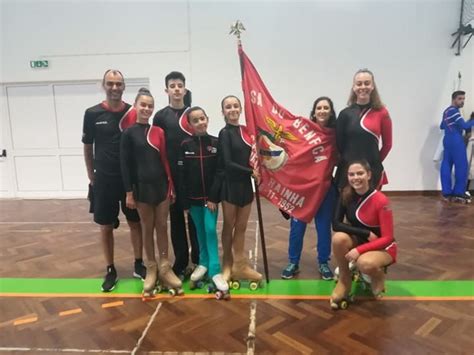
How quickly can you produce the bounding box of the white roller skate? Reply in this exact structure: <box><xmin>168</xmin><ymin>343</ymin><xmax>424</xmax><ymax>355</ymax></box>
<box><xmin>209</xmin><ymin>273</ymin><xmax>230</xmax><ymax>300</ymax></box>
<box><xmin>189</xmin><ymin>265</ymin><xmax>207</xmax><ymax>290</ymax></box>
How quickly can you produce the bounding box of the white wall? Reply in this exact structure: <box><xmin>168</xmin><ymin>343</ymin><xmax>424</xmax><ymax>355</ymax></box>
<box><xmin>1</xmin><ymin>0</ymin><xmax>473</xmax><ymax>195</ymax></box>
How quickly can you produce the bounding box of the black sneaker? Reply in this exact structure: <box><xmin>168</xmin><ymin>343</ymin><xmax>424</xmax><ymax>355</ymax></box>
<box><xmin>133</xmin><ymin>260</ymin><xmax>146</xmax><ymax>280</ymax></box>
<box><xmin>101</xmin><ymin>266</ymin><xmax>118</xmax><ymax>292</ymax></box>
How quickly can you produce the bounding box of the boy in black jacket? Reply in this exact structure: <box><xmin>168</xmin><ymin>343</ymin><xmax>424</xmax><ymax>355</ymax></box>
<box><xmin>153</xmin><ymin>71</ymin><xmax>198</xmax><ymax>278</ymax></box>
<box><xmin>178</xmin><ymin>107</ymin><xmax>229</xmax><ymax>296</ymax></box>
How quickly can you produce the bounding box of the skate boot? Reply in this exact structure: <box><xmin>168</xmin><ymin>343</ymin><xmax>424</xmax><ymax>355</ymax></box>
<box><xmin>334</xmin><ymin>261</ymin><xmax>356</xmax><ymax>281</ymax></box>
<box><xmin>142</xmin><ymin>261</ymin><xmax>159</xmax><ymax>299</ymax></box>
<box><xmin>221</xmin><ymin>262</ymin><xmax>232</xmax><ymax>284</ymax></box>
<box><xmin>230</xmin><ymin>259</ymin><xmax>262</xmax><ymax>291</ymax></box>
<box><xmin>209</xmin><ymin>273</ymin><xmax>230</xmax><ymax>300</ymax></box>
<box><xmin>158</xmin><ymin>261</ymin><xmax>184</xmax><ymax>296</ymax></box>
<box><xmin>330</xmin><ymin>276</ymin><xmax>353</xmax><ymax>310</ymax></box>
<box><xmin>367</xmin><ymin>272</ymin><xmax>387</xmax><ymax>299</ymax></box>
<box><xmin>221</xmin><ymin>234</ymin><xmax>233</xmax><ymax>284</ymax></box>
<box><xmin>189</xmin><ymin>265</ymin><xmax>207</xmax><ymax>290</ymax></box>
<box><xmin>452</xmin><ymin>193</ymin><xmax>472</xmax><ymax>204</ymax></box>
<box><xmin>441</xmin><ymin>194</ymin><xmax>452</xmax><ymax>203</ymax></box>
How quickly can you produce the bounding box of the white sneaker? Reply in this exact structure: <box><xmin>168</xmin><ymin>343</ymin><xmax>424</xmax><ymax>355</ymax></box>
<box><xmin>212</xmin><ymin>273</ymin><xmax>229</xmax><ymax>292</ymax></box>
<box><xmin>190</xmin><ymin>265</ymin><xmax>207</xmax><ymax>282</ymax></box>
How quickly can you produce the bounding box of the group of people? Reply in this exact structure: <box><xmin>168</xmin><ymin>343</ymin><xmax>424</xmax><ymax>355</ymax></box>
<box><xmin>275</xmin><ymin>69</ymin><xmax>396</xmax><ymax>309</ymax></box>
<box><xmin>83</xmin><ymin>70</ymin><xmax>261</xmax><ymax>296</ymax></box>
<box><xmin>82</xmin><ymin>66</ymin><xmax>470</xmax><ymax>308</ymax></box>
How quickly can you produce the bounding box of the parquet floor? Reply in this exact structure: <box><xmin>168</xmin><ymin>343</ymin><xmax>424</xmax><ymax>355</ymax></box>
<box><xmin>0</xmin><ymin>196</ymin><xmax>473</xmax><ymax>354</ymax></box>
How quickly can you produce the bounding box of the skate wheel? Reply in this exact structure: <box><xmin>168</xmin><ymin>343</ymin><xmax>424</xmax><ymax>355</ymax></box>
<box><xmin>330</xmin><ymin>297</ymin><xmax>350</xmax><ymax>310</ymax></box>
<box><xmin>231</xmin><ymin>281</ymin><xmax>240</xmax><ymax>290</ymax></box>
<box><xmin>169</xmin><ymin>288</ymin><xmax>177</xmax><ymax>296</ymax></box>
<box><xmin>155</xmin><ymin>285</ymin><xmax>162</xmax><ymax>293</ymax></box>
<box><xmin>249</xmin><ymin>281</ymin><xmax>259</xmax><ymax>291</ymax></box>
<box><xmin>215</xmin><ymin>291</ymin><xmax>223</xmax><ymax>300</ymax></box>
<box><xmin>207</xmin><ymin>285</ymin><xmax>216</xmax><ymax>293</ymax></box>
<box><xmin>196</xmin><ymin>280</ymin><xmax>204</xmax><ymax>289</ymax></box>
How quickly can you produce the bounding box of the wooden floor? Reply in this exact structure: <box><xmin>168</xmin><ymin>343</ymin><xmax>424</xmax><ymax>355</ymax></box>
<box><xmin>0</xmin><ymin>196</ymin><xmax>473</xmax><ymax>354</ymax></box>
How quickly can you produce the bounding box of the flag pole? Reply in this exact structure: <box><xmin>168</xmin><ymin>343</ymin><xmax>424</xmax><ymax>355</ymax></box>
<box><xmin>230</xmin><ymin>20</ymin><xmax>270</xmax><ymax>284</ymax></box>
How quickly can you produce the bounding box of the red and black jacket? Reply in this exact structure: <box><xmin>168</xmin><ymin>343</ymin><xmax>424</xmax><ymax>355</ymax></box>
<box><xmin>332</xmin><ymin>188</ymin><xmax>395</xmax><ymax>255</ymax></box>
<box><xmin>177</xmin><ymin>134</ymin><xmax>220</xmax><ymax>209</ymax></box>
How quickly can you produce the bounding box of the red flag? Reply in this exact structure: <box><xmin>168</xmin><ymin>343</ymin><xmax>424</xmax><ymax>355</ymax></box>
<box><xmin>239</xmin><ymin>45</ymin><xmax>338</xmax><ymax>223</ymax></box>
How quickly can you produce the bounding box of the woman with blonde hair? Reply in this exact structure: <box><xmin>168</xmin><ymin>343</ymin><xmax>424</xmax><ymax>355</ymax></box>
<box><xmin>335</xmin><ymin>69</ymin><xmax>392</xmax><ymax>189</ymax></box>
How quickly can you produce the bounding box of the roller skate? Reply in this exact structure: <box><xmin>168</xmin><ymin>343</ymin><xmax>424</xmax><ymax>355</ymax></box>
<box><xmin>353</xmin><ymin>267</ymin><xmax>387</xmax><ymax>299</ymax></box>
<box><xmin>229</xmin><ymin>259</ymin><xmax>262</xmax><ymax>291</ymax></box>
<box><xmin>142</xmin><ymin>262</ymin><xmax>160</xmax><ymax>300</ymax></box>
<box><xmin>158</xmin><ymin>261</ymin><xmax>184</xmax><ymax>296</ymax></box>
<box><xmin>221</xmin><ymin>252</ymin><xmax>233</xmax><ymax>283</ymax></box>
<box><xmin>334</xmin><ymin>261</ymin><xmax>356</xmax><ymax>282</ymax></box>
<box><xmin>441</xmin><ymin>194</ymin><xmax>452</xmax><ymax>203</ymax></box>
<box><xmin>189</xmin><ymin>265</ymin><xmax>208</xmax><ymax>290</ymax></box>
<box><xmin>451</xmin><ymin>193</ymin><xmax>472</xmax><ymax>204</ymax></box>
<box><xmin>329</xmin><ymin>276</ymin><xmax>353</xmax><ymax>310</ymax></box>
<box><xmin>361</xmin><ymin>269</ymin><xmax>387</xmax><ymax>299</ymax></box>
<box><xmin>207</xmin><ymin>273</ymin><xmax>230</xmax><ymax>300</ymax></box>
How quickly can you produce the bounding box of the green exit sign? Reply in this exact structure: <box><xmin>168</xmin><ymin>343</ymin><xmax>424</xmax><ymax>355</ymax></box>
<box><xmin>30</xmin><ymin>60</ymin><xmax>49</xmax><ymax>69</ymax></box>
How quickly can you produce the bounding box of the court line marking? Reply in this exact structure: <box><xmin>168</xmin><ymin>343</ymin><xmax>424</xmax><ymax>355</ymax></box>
<box><xmin>59</xmin><ymin>308</ymin><xmax>82</xmax><ymax>316</ymax></box>
<box><xmin>0</xmin><ymin>348</ymin><xmax>246</xmax><ymax>354</ymax></box>
<box><xmin>0</xmin><ymin>347</ymin><xmax>130</xmax><ymax>353</ymax></box>
<box><xmin>0</xmin><ymin>220</ymin><xmax>258</xmax><ymax>225</ymax></box>
<box><xmin>246</xmin><ymin>220</ymin><xmax>260</xmax><ymax>355</ymax></box>
<box><xmin>13</xmin><ymin>317</ymin><xmax>38</xmax><ymax>326</ymax></box>
<box><xmin>101</xmin><ymin>300</ymin><xmax>124</xmax><ymax>308</ymax></box>
<box><xmin>131</xmin><ymin>302</ymin><xmax>162</xmax><ymax>355</ymax></box>
<box><xmin>1</xmin><ymin>292</ymin><xmax>472</xmax><ymax>301</ymax></box>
